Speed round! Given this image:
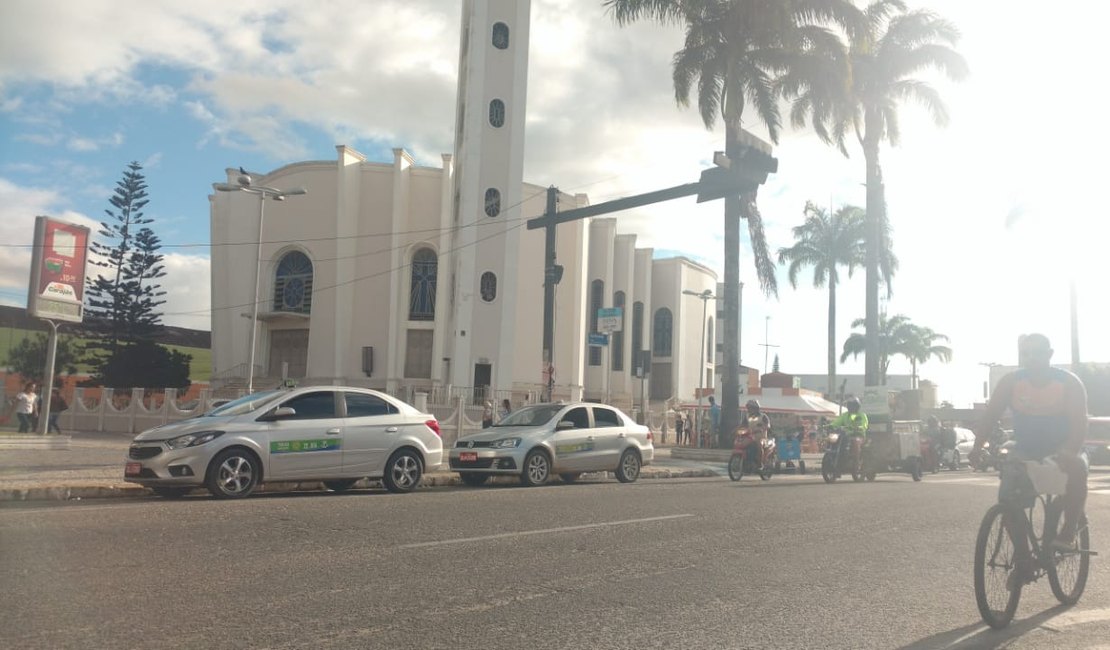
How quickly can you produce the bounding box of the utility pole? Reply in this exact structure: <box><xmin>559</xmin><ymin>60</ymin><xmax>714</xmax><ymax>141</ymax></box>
<box><xmin>541</xmin><ymin>186</ymin><xmax>560</xmax><ymax>402</ymax></box>
<box><xmin>759</xmin><ymin>315</ymin><xmax>779</xmax><ymax>376</ymax></box>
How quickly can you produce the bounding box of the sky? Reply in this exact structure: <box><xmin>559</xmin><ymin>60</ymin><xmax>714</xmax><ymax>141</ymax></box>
<box><xmin>1</xmin><ymin>0</ymin><xmax>1107</xmax><ymax>407</ymax></box>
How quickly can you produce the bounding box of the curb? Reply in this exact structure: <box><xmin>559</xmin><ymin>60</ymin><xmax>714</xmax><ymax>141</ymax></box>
<box><xmin>0</xmin><ymin>468</ymin><xmax>723</xmax><ymax>502</ymax></box>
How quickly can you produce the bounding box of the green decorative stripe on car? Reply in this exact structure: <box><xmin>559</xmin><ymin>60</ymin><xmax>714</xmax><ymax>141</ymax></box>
<box><xmin>270</xmin><ymin>438</ymin><xmax>341</xmax><ymax>454</ymax></box>
<box><xmin>555</xmin><ymin>441</ymin><xmax>594</xmax><ymax>455</ymax></box>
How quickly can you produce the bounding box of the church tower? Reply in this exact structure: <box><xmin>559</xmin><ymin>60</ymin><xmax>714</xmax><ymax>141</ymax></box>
<box><xmin>449</xmin><ymin>0</ymin><xmax>531</xmax><ymax>396</ymax></box>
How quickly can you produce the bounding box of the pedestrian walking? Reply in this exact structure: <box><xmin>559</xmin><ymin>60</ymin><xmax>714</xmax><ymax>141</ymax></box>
<box><xmin>48</xmin><ymin>384</ymin><xmax>68</xmax><ymax>434</ymax></box>
<box><xmin>674</xmin><ymin>410</ymin><xmax>685</xmax><ymax>446</ymax></box>
<box><xmin>499</xmin><ymin>398</ymin><xmax>512</xmax><ymax>423</ymax></box>
<box><xmin>14</xmin><ymin>382</ymin><xmax>37</xmax><ymax>433</ymax></box>
<box><xmin>482</xmin><ymin>401</ymin><xmax>494</xmax><ymax>429</ymax></box>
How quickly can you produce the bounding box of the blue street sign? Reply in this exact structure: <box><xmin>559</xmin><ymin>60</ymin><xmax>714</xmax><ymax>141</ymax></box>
<box><xmin>588</xmin><ymin>333</ymin><xmax>609</xmax><ymax>347</ymax></box>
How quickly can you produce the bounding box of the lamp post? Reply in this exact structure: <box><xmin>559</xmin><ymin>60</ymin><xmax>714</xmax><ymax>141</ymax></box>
<box><xmin>683</xmin><ymin>288</ymin><xmax>716</xmax><ymax>447</ymax></box>
<box><xmin>214</xmin><ymin>172</ymin><xmax>306</xmax><ymax>393</ymax></box>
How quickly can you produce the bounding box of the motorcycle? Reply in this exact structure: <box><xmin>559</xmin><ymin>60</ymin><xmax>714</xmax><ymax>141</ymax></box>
<box><xmin>939</xmin><ymin>446</ymin><xmax>961</xmax><ymax>471</ymax></box>
<box><xmin>821</xmin><ymin>428</ymin><xmax>864</xmax><ymax>483</ymax></box>
<box><xmin>920</xmin><ymin>434</ymin><xmax>940</xmax><ymax>474</ymax></box>
<box><xmin>728</xmin><ymin>429</ymin><xmax>776</xmax><ymax>481</ymax></box>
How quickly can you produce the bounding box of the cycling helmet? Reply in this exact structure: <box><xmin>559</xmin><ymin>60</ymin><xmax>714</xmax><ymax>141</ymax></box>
<box><xmin>745</xmin><ymin>399</ymin><xmax>761</xmax><ymax>412</ymax></box>
<box><xmin>845</xmin><ymin>397</ymin><xmax>861</xmax><ymax>412</ymax></box>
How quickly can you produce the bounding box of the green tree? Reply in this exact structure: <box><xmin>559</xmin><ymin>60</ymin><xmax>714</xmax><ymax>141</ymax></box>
<box><xmin>899</xmin><ymin>323</ymin><xmax>952</xmax><ymax>389</ymax></box>
<box><xmin>605</xmin><ymin>0</ymin><xmax>861</xmax><ymax>447</ymax></box>
<box><xmin>777</xmin><ymin>201</ymin><xmax>869</xmax><ymax>396</ymax></box>
<box><xmin>4</xmin><ymin>333</ymin><xmax>80</xmax><ymax>383</ymax></box>
<box><xmin>841</xmin><ymin>314</ymin><xmax>950</xmax><ymax>386</ymax></box>
<box><xmin>83</xmin><ymin>161</ymin><xmax>187</xmax><ymax>388</ymax></box>
<box><xmin>788</xmin><ymin>0</ymin><xmax>967</xmax><ymax>385</ymax></box>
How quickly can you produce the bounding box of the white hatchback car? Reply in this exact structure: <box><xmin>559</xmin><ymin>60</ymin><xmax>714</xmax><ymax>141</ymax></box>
<box><xmin>123</xmin><ymin>387</ymin><xmax>443</xmax><ymax>498</ymax></box>
<box><xmin>448</xmin><ymin>402</ymin><xmax>654</xmax><ymax>487</ymax></box>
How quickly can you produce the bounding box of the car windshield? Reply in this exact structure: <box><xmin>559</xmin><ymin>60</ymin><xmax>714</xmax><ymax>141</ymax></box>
<box><xmin>202</xmin><ymin>391</ymin><xmax>284</xmax><ymax>417</ymax></box>
<box><xmin>493</xmin><ymin>404</ymin><xmax>564</xmax><ymax>427</ymax></box>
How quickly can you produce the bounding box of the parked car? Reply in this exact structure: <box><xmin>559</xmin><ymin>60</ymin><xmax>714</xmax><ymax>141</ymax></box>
<box><xmin>952</xmin><ymin>426</ymin><xmax>976</xmax><ymax>466</ymax></box>
<box><xmin>448</xmin><ymin>402</ymin><xmax>653</xmax><ymax>487</ymax></box>
<box><xmin>1085</xmin><ymin>416</ymin><xmax>1110</xmax><ymax>465</ymax></box>
<box><xmin>123</xmin><ymin>387</ymin><xmax>442</xmax><ymax>498</ymax></box>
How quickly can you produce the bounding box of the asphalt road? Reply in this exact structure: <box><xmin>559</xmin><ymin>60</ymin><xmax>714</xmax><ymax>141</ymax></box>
<box><xmin>2</xmin><ymin>472</ymin><xmax>1109</xmax><ymax>649</ymax></box>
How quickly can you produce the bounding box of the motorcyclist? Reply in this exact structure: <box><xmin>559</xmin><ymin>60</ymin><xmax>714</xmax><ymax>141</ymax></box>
<box><xmin>830</xmin><ymin>397</ymin><xmax>869</xmax><ymax>473</ymax></box>
<box><xmin>740</xmin><ymin>399</ymin><xmax>772</xmax><ymax>468</ymax></box>
<box><xmin>923</xmin><ymin>415</ymin><xmax>943</xmax><ymax>470</ymax></box>
<box><xmin>974</xmin><ymin>333</ymin><xmax>1088</xmax><ymax>550</ymax></box>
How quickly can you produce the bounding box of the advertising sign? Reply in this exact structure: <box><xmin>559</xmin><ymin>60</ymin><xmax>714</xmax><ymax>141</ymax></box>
<box><xmin>597</xmin><ymin>307</ymin><xmax>622</xmax><ymax>332</ymax></box>
<box><xmin>27</xmin><ymin>216</ymin><xmax>90</xmax><ymax>323</ymax></box>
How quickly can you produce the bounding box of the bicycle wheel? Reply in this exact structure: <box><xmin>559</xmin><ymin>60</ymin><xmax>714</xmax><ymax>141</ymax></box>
<box><xmin>1046</xmin><ymin>507</ymin><xmax>1090</xmax><ymax>606</ymax></box>
<box><xmin>974</xmin><ymin>503</ymin><xmax>1022</xmax><ymax>628</ymax></box>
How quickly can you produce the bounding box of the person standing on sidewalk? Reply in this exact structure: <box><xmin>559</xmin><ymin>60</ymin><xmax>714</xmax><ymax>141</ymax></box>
<box><xmin>674</xmin><ymin>410</ymin><xmax>685</xmax><ymax>446</ymax></box>
<box><xmin>14</xmin><ymin>382</ymin><xmax>37</xmax><ymax>433</ymax></box>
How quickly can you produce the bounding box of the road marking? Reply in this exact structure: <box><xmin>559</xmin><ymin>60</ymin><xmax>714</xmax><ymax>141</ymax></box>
<box><xmin>400</xmin><ymin>513</ymin><xmax>694</xmax><ymax>549</ymax></box>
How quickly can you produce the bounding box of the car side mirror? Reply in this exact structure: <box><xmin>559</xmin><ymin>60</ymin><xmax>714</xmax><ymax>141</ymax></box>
<box><xmin>262</xmin><ymin>406</ymin><xmax>296</xmax><ymax>421</ymax></box>
<box><xmin>556</xmin><ymin>420</ymin><xmax>575</xmax><ymax>431</ymax></box>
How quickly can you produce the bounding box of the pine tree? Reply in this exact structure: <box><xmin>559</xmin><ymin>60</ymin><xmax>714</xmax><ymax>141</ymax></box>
<box><xmin>82</xmin><ymin>161</ymin><xmax>188</xmax><ymax>389</ymax></box>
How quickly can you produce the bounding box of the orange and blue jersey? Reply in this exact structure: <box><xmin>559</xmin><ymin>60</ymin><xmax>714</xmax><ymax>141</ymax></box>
<box><xmin>1010</xmin><ymin>367</ymin><xmax>1070</xmax><ymax>458</ymax></box>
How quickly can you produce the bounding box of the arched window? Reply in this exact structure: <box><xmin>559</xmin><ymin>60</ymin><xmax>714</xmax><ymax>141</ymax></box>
<box><xmin>588</xmin><ymin>279</ymin><xmax>603</xmax><ymax>366</ymax></box>
<box><xmin>612</xmin><ymin>291</ymin><xmax>625</xmax><ymax>371</ymax></box>
<box><xmin>273</xmin><ymin>250</ymin><xmax>313</xmax><ymax>314</ymax></box>
<box><xmin>484</xmin><ymin>188</ymin><xmax>501</xmax><ymax>217</ymax></box>
<box><xmin>488</xmin><ymin>99</ymin><xmax>505</xmax><ymax>127</ymax></box>
<box><xmin>492</xmin><ymin>22</ymin><xmax>510</xmax><ymax>49</ymax></box>
<box><xmin>409</xmin><ymin>248</ymin><xmax>437</xmax><ymax>320</ymax></box>
<box><xmin>480</xmin><ymin>272</ymin><xmax>497</xmax><ymax>302</ymax></box>
<box><xmin>706</xmin><ymin>317</ymin><xmax>714</xmax><ymax>363</ymax></box>
<box><xmin>653</xmin><ymin>308</ymin><xmax>672</xmax><ymax>357</ymax></box>
<box><xmin>631</xmin><ymin>301</ymin><xmax>644</xmax><ymax>367</ymax></box>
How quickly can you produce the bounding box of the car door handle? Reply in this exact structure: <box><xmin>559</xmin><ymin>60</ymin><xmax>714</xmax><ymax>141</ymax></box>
<box><xmin>618</xmin><ymin>432</ymin><xmax>627</xmax><ymax>438</ymax></box>
<box><xmin>587</xmin><ymin>436</ymin><xmax>594</xmax><ymax>441</ymax></box>
<box><xmin>326</xmin><ymin>428</ymin><xmax>341</xmax><ymax>435</ymax></box>
<box><xmin>386</xmin><ymin>427</ymin><xmax>399</xmax><ymax>433</ymax></box>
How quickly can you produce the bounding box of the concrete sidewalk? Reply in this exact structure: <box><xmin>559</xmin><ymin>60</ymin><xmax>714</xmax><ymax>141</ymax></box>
<box><xmin>0</xmin><ymin>432</ymin><xmax>728</xmax><ymax>502</ymax></box>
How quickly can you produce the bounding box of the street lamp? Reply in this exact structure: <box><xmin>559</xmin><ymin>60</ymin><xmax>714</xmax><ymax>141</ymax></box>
<box><xmin>213</xmin><ymin>171</ymin><xmax>307</xmax><ymax>393</ymax></box>
<box><xmin>683</xmin><ymin>288</ymin><xmax>716</xmax><ymax>447</ymax></box>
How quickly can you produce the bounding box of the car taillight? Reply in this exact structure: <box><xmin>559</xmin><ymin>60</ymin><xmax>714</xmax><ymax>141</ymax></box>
<box><xmin>425</xmin><ymin>419</ymin><xmax>441</xmax><ymax>436</ymax></box>
<box><xmin>647</xmin><ymin>432</ymin><xmax>653</xmax><ymax>442</ymax></box>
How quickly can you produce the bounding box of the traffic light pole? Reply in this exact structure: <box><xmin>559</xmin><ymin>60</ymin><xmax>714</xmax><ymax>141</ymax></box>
<box><xmin>542</xmin><ymin>186</ymin><xmax>558</xmax><ymax>401</ymax></box>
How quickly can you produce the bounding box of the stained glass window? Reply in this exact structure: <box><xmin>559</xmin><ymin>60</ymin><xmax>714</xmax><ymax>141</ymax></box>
<box><xmin>273</xmin><ymin>251</ymin><xmax>313</xmax><ymax>314</ymax></box>
<box><xmin>410</xmin><ymin>248</ymin><xmax>437</xmax><ymax>321</ymax></box>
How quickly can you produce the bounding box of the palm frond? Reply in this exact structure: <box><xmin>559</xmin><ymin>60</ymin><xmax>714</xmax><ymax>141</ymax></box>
<box><xmin>740</xmin><ymin>193</ymin><xmax>779</xmax><ymax>297</ymax></box>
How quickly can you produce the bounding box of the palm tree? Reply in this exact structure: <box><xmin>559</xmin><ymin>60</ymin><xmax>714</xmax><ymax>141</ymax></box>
<box><xmin>605</xmin><ymin>0</ymin><xmax>861</xmax><ymax>446</ymax></box>
<box><xmin>841</xmin><ymin>314</ymin><xmax>950</xmax><ymax>386</ymax></box>
<box><xmin>777</xmin><ymin>201</ymin><xmax>866</xmax><ymax>397</ymax></box>
<box><xmin>899</xmin><ymin>323</ymin><xmax>952</xmax><ymax>389</ymax></box>
<box><xmin>787</xmin><ymin>0</ymin><xmax>967</xmax><ymax>386</ymax></box>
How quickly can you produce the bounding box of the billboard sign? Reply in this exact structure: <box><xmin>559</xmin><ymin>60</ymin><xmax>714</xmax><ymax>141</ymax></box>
<box><xmin>27</xmin><ymin>216</ymin><xmax>90</xmax><ymax>323</ymax></box>
<box><xmin>588</xmin><ymin>332</ymin><xmax>609</xmax><ymax>347</ymax></box>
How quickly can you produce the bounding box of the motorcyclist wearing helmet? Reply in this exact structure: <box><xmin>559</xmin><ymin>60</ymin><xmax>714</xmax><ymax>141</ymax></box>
<box><xmin>830</xmin><ymin>397</ymin><xmax>869</xmax><ymax>473</ymax></box>
<box><xmin>741</xmin><ymin>399</ymin><xmax>773</xmax><ymax>467</ymax></box>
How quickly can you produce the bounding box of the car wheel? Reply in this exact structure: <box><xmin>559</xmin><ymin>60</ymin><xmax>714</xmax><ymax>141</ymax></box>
<box><xmin>460</xmin><ymin>473</ymin><xmax>490</xmax><ymax>487</ymax></box>
<box><xmin>324</xmin><ymin>479</ymin><xmax>358</xmax><ymax>492</ymax></box>
<box><xmin>798</xmin><ymin>460</ymin><xmax>807</xmax><ymax>475</ymax></box>
<box><xmin>383</xmin><ymin>449</ymin><xmax>423</xmax><ymax>493</ymax></box>
<box><xmin>521</xmin><ymin>449</ymin><xmax>550</xmax><ymax>487</ymax></box>
<box><xmin>615</xmin><ymin>449</ymin><xmax>641</xmax><ymax>483</ymax></box>
<box><xmin>560</xmin><ymin>472</ymin><xmax>582</xmax><ymax>484</ymax></box>
<box><xmin>205</xmin><ymin>448</ymin><xmax>260</xmax><ymax>499</ymax></box>
<box><xmin>152</xmin><ymin>487</ymin><xmax>191</xmax><ymax>499</ymax></box>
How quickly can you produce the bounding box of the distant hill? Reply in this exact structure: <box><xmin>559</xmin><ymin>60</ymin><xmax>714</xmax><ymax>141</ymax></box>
<box><xmin>0</xmin><ymin>304</ymin><xmax>210</xmax><ymax>349</ymax></box>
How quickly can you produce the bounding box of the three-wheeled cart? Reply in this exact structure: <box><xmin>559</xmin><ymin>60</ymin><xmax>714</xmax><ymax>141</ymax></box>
<box><xmin>773</xmin><ymin>435</ymin><xmax>807</xmax><ymax>474</ymax></box>
<box><xmin>862</xmin><ymin>420</ymin><xmax>923</xmax><ymax>481</ymax></box>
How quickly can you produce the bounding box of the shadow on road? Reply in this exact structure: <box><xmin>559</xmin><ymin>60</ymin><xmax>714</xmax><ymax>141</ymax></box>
<box><xmin>896</xmin><ymin>605</ymin><xmax>1071</xmax><ymax>650</ymax></box>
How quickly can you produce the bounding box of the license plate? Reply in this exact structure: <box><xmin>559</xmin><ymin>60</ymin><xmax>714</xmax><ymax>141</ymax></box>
<box><xmin>459</xmin><ymin>452</ymin><xmax>478</xmax><ymax>462</ymax></box>
<box><xmin>125</xmin><ymin>462</ymin><xmax>142</xmax><ymax>476</ymax></box>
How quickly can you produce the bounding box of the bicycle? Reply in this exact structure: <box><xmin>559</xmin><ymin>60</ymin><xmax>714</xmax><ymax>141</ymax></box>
<box><xmin>973</xmin><ymin>456</ymin><xmax>1095</xmax><ymax>628</ymax></box>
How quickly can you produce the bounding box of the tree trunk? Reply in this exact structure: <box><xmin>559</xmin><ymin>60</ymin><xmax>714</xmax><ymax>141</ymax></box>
<box><xmin>719</xmin><ymin>128</ymin><xmax>743</xmax><ymax>449</ymax></box>
<box><xmin>827</xmin><ymin>279</ymin><xmax>836</xmax><ymax>397</ymax></box>
<box><xmin>863</xmin><ymin>112</ymin><xmax>883</xmax><ymax>387</ymax></box>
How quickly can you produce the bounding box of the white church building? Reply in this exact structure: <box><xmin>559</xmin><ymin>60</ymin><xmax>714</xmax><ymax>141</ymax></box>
<box><xmin>208</xmin><ymin>0</ymin><xmax>721</xmax><ymax>414</ymax></box>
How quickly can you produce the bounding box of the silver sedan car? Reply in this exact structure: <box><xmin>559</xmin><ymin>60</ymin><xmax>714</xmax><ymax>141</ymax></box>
<box><xmin>123</xmin><ymin>387</ymin><xmax>443</xmax><ymax>498</ymax></box>
<box><xmin>448</xmin><ymin>402</ymin><xmax>653</xmax><ymax>487</ymax></box>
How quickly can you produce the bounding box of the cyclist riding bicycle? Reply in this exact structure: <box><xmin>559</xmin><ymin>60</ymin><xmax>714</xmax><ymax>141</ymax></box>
<box><xmin>830</xmin><ymin>397</ymin><xmax>869</xmax><ymax>473</ymax></box>
<box><xmin>974</xmin><ymin>333</ymin><xmax>1088</xmax><ymax>550</ymax></box>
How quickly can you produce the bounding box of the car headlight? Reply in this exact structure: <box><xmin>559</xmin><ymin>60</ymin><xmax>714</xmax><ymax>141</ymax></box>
<box><xmin>165</xmin><ymin>431</ymin><xmax>225</xmax><ymax>449</ymax></box>
<box><xmin>492</xmin><ymin>437</ymin><xmax>521</xmax><ymax>449</ymax></box>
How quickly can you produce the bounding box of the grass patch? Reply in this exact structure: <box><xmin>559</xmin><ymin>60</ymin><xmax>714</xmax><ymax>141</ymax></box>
<box><xmin>1</xmin><ymin>326</ymin><xmax>211</xmax><ymax>382</ymax></box>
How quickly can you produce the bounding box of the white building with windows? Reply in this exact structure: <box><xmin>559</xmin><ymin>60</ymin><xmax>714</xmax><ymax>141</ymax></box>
<box><xmin>208</xmin><ymin>0</ymin><xmax>718</xmax><ymax>412</ymax></box>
